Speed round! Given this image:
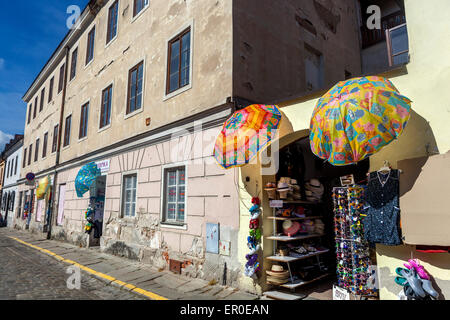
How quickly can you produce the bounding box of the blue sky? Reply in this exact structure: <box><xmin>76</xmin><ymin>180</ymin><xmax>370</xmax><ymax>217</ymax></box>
<box><xmin>0</xmin><ymin>0</ymin><xmax>89</xmax><ymax>150</ymax></box>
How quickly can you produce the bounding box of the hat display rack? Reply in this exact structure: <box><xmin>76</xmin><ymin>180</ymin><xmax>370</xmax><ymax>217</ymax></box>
<box><xmin>332</xmin><ymin>186</ymin><xmax>377</xmax><ymax>297</ymax></box>
<box><xmin>244</xmin><ymin>196</ymin><xmax>262</xmax><ymax>278</ymax></box>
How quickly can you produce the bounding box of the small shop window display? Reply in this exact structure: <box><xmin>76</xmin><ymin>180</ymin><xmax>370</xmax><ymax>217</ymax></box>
<box><xmin>245</xmin><ymin>197</ymin><xmax>262</xmax><ymax>278</ymax></box>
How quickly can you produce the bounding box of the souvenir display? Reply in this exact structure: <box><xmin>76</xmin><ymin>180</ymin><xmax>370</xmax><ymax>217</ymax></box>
<box><xmin>333</xmin><ymin>186</ymin><xmax>376</xmax><ymax>296</ymax></box>
<box><xmin>245</xmin><ymin>197</ymin><xmax>262</xmax><ymax>278</ymax></box>
<box><xmin>84</xmin><ymin>202</ymin><xmax>95</xmax><ymax>234</ymax></box>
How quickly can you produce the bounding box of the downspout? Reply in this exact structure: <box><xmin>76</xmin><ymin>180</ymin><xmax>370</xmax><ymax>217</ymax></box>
<box><xmin>47</xmin><ymin>46</ymin><xmax>70</xmax><ymax>240</ymax></box>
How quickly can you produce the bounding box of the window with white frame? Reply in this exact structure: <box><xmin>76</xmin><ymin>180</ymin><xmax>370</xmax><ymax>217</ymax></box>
<box><xmin>162</xmin><ymin>167</ymin><xmax>186</xmax><ymax>224</ymax></box>
<box><xmin>122</xmin><ymin>174</ymin><xmax>137</xmax><ymax>217</ymax></box>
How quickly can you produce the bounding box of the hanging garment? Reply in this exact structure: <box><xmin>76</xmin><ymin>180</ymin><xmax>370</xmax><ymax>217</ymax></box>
<box><xmin>363</xmin><ymin>169</ymin><xmax>402</xmax><ymax>245</ymax></box>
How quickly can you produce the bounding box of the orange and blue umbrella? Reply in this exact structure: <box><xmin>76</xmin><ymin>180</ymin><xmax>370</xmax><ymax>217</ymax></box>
<box><xmin>310</xmin><ymin>76</ymin><xmax>412</xmax><ymax>166</ymax></box>
<box><xmin>214</xmin><ymin>104</ymin><xmax>282</xmax><ymax>169</ymax></box>
<box><xmin>75</xmin><ymin>162</ymin><xmax>101</xmax><ymax>197</ymax></box>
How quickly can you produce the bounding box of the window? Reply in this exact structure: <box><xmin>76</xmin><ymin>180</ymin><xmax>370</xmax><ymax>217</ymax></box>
<box><xmin>33</xmin><ymin>96</ymin><xmax>38</xmax><ymax>119</ymax></box>
<box><xmin>40</xmin><ymin>88</ymin><xmax>45</xmax><ymax>111</ymax></box>
<box><xmin>23</xmin><ymin>148</ymin><xmax>27</xmax><ymax>168</ymax></box>
<box><xmin>70</xmin><ymin>48</ymin><xmax>78</xmax><ymax>81</ymax></box>
<box><xmin>107</xmin><ymin>1</ymin><xmax>119</xmax><ymax>44</ymax></box>
<box><xmin>167</xmin><ymin>28</ymin><xmax>191</xmax><ymax>94</ymax></box>
<box><xmin>14</xmin><ymin>155</ymin><xmax>18</xmax><ymax>175</ymax></box>
<box><xmin>63</xmin><ymin>115</ymin><xmax>72</xmax><ymax>147</ymax></box>
<box><xmin>58</xmin><ymin>64</ymin><xmax>65</xmax><ymax>93</ymax></box>
<box><xmin>304</xmin><ymin>43</ymin><xmax>324</xmax><ymax>91</ymax></box>
<box><xmin>17</xmin><ymin>191</ymin><xmax>23</xmax><ymax>218</ymax></box>
<box><xmin>42</xmin><ymin>132</ymin><xmax>48</xmax><ymax>158</ymax></box>
<box><xmin>122</xmin><ymin>174</ymin><xmax>137</xmax><ymax>217</ymax></box>
<box><xmin>127</xmin><ymin>61</ymin><xmax>144</xmax><ymax>115</ymax></box>
<box><xmin>162</xmin><ymin>167</ymin><xmax>186</xmax><ymax>224</ymax></box>
<box><xmin>79</xmin><ymin>102</ymin><xmax>89</xmax><ymax>139</ymax></box>
<box><xmin>100</xmin><ymin>85</ymin><xmax>113</xmax><ymax>128</ymax></box>
<box><xmin>86</xmin><ymin>26</ymin><xmax>96</xmax><ymax>65</ymax></box>
<box><xmin>48</xmin><ymin>77</ymin><xmax>54</xmax><ymax>102</ymax></box>
<box><xmin>28</xmin><ymin>144</ymin><xmax>32</xmax><ymax>166</ymax></box>
<box><xmin>27</xmin><ymin>103</ymin><xmax>32</xmax><ymax>124</ymax></box>
<box><xmin>52</xmin><ymin>124</ymin><xmax>59</xmax><ymax>153</ymax></box>
<box><xmin>133</xmin><ymin>0</ymin><xmax>149</xmax><ymax>17</ymax></box>
<box><xmin>386</xmin><ymin>23</ymin><xmax>409</xmax><ymax>67</ymax></box>
<box><xmin>35</xmin><ymin>138</ymin><xmax>40</xmax><ymax>162</ymax></box>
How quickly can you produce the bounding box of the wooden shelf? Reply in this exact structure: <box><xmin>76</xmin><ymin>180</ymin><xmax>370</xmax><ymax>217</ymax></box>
<box><xmin>266</xmin><ymin>233</ymin><xmax>323</xmax><ymax>242</ymax></box>
<box><xmin>267</xmin><ymin>216</ymin><xmax>322</xmax><ymax>221</ymax></box>
<box><xmin>269</xmin><ymin>200</ymin><xmax>321</xmax><ymax>208</ymax></box>
<box><xmin>266</xmin><ymin>249</ymin><xmax>330</xmax><ymax>262</ymax></box>
<box><xmin>278</xmin><ymin>273</ymin><xmax>330</xmax><ymax>289</ymax></box>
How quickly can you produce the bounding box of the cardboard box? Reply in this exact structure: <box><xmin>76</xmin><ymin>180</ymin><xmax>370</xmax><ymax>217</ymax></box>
<box><xmin>398</xmin><ymin>151</ymin><xmax>450</xmax><ymax>246</ymax></box>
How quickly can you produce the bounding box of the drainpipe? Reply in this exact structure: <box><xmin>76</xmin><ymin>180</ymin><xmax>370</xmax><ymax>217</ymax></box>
<box><xmin>47</xmin><ymin>46</ymin><xmax>70</xmax><ymax>240</ymax></box>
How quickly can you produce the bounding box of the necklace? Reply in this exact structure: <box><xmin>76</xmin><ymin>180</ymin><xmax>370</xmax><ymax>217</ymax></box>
<box><xmin>377</xmin><ymin>170</ymin><xmax>391</xmax><ymax>187</ymax></box>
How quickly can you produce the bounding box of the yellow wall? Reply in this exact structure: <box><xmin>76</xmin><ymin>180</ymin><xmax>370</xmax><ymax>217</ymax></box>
<box><xmin>237</xmin><ymin>0</ymin><xmax>450</xmax><ymax>298</ymax></box>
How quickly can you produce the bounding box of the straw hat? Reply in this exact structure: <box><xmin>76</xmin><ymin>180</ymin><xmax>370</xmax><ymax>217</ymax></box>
<box><xmin>266</xmin><ymin>265</ymin><xmax>290</xmax><ymax>278</ymax></box>
<box><xmin>267</xmin><ymin>276</ymin><xmax>289</xmax><ymax>285</ymax></box>
<box><xmin>282</xmin><ymin>220</ymin><xmax>301</xmax><ymax>237</ymax></box>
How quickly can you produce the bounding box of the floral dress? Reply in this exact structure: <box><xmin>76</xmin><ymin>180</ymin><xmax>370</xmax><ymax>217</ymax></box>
<box><xmin>363</xmin><ymin>169</ymin><xmax>402</xmax><ymax>246</ymax></box>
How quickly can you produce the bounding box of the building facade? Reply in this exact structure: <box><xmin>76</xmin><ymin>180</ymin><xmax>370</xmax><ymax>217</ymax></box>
<box><xmin>0</xmin><ymin>135</ymin><xmax>24</xmax><ymax>228</ymax></box>
<box><xmin>19</xmin><ymin>0</ymin><xmax>365</xmax><ymax>290</ymax></box>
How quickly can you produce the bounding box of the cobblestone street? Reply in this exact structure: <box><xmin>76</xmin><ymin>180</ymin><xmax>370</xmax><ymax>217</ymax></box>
<box><xmin>0</xmin><ymin>232</ymin><xmax>144</xmax><ymax>300</ymax></box>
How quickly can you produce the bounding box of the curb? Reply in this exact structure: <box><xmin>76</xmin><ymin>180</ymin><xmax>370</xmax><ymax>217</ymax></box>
<box><xmin>8</xmin><ymin>236</ymin><xmax>168</xmax><ymax>301</ymax></box>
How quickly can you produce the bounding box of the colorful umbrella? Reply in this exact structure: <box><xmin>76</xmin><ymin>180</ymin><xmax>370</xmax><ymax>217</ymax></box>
<box><xmin>214</xmin><ymin>104</ymin><xmax>282</xmax><ymax>169</ymax></box>
<box><xmin>75</xmin><ymin>162</ymin><xmax>101</xmax><ymax>198</ymax></box>
<box><xmin>310</xmin><ymin>76</ymin><xmax>412</xmax><ymax>166</ymax></box>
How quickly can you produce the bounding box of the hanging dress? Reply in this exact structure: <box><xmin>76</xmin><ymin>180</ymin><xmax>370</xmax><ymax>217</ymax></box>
<box><xmin>363</xmin><ymin>169</ymin><xmax>402</xmax><ymax>246</ymax></box>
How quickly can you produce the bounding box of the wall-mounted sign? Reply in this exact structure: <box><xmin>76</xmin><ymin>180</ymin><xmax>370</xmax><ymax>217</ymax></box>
<box><xmin>340</xmin><ymin>174</ymin><xmax>355</xmax><ymax>187</ymax></box>
<box><xmin>270</xmin><ymin>200</ymin><xmax>284</xmax><ymax>208</ymax></box>
<box><xmin>219</xmin><ymin>240</ymin><xmax>231</xmax><ymax>256</ymax></box>
<box><xmin>26</xmin><ymin>173</ymin><xmax>35</xmax><ymax>181</ymax></box>
<box><xmin>96</xmin><ymin>160</ymin><xmax>110</xmax><ymax>174</ymax></box>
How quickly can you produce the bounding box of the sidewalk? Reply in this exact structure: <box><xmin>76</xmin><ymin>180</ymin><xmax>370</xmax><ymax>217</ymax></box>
<box><xmin>1</xmin><ymin>228</ymin><xmax>259</xmax><ymax>301</ymax></box>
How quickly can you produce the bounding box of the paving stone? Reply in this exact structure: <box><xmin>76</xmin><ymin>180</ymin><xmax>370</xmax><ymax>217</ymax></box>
<box><xmin>129</xmin><ymin>272</ymin><xmax>164</xmax><ymax>286</ymax></box>
<box><xmin>153</xmin><ymin>274</ymin><xmax>189</xmax><ymax>290</ymax></box>
<box><xmin>86</xmin><ymin>262</ymin><xmax>116</xmax><ymax>274</ymax></box>
<box><xmin>108</xmin><ymin>266</ymin><xmax>141</xmax><ymax>278</ymax></box>
<box><xmin>224</xmin><ymin>292</ymin><xmax>259</xmax><ymax>300</ymax></box>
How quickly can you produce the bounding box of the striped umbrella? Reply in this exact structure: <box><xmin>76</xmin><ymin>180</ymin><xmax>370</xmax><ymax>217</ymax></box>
<box><xmin>214</xmin><ymin>104</ymin><xmax>282</xmax><ymax>169</ymax></box>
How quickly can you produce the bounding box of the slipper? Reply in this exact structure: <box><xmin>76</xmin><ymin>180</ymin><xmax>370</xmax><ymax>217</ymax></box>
<box><xmin>395</xmin><ymin>276</ymin><xmax>408</xmax><ymax>286</ymax></box>
<box><xmin>420</xmin><ymin>279</ymin><xmax>439</xmax><ymax>299</ymax></box>
<box><xmin>400</xmin><ymin>268</ymin><xmax>426</xmax><ymax>298</ymax></box>
<box><xmin>396</xmin><ymin>267</ymin><xmax>409</xmax><ymax>277</ymax></box>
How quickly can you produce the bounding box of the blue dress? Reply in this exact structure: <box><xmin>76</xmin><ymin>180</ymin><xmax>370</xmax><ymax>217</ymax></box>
<box><xmin>363</xmin><ymin>169</ymin><xmax>402</xmax><ymax>246</ymax></box>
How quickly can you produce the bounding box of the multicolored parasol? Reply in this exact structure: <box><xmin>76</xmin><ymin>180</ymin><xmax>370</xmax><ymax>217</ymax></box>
<box><xmin>310</xmin><ymin>76</ymin><xmax>412</xmax><ymax>166</ymax></box>
<box><xmin>75</xmin><ymin>162</ymin><xmax>101</xmax><ymax>198</ymax></box>
<box><xmin>214</xmin><ymin>104</ymin><xmax>282</xmax><ymax>169</ymax></box>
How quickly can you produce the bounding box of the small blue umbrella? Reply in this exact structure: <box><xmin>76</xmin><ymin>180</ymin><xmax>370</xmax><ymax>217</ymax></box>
<box><xmin>75</xmin><ymin>162</ymin><xmax>101</xmax><ymax>198</ymax></box>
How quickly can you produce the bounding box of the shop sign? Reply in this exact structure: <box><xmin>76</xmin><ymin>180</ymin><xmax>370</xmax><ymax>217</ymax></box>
<box><xmin>333</xmin><ymin>285</ymin><xmax>350</xmax><ymax>300</ymax></box>
<box><xmin>96</xmin><ymin>160</ymin><xmax>110</xmax><ymax>174</ymax></box>
<box><xmin>25</xmin><ymin>173</ymin><xmax>35</xmax><ymax>186</ymax></box>
<box><xmin>270</xmin><ymin>200</ymin><xmax>284</xmax><ymax>208</ymax></box>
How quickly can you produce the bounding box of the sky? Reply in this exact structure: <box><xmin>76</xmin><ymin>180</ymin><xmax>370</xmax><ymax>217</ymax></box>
<box><xmin>0</xmin><ymin>0</ymin><xmax>89</xmax><ymax>151</ymax></box>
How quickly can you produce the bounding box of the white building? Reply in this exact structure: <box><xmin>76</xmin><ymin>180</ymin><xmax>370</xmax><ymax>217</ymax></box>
<box><xmin>1</xmin><ymin>135</ymin><xmax>23</xmax><ymax>228</ymax></box>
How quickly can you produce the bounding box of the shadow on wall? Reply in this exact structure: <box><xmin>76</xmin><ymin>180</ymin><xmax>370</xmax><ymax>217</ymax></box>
<box><xmin>369</xmin><ymin>109</ymin><xmax>439</xmax><ymax>176</ymax></box>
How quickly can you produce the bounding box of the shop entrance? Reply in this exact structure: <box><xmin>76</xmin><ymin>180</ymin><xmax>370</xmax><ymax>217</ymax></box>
<box><xmin>264</xmin><ymin>135</ymin><xmax>370</xmax><ymax>300</ymax></box>
<box><xmin>88</xmin><ymin>175</ymin><xmax>106</xmax><ymax>247</ymax></box>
